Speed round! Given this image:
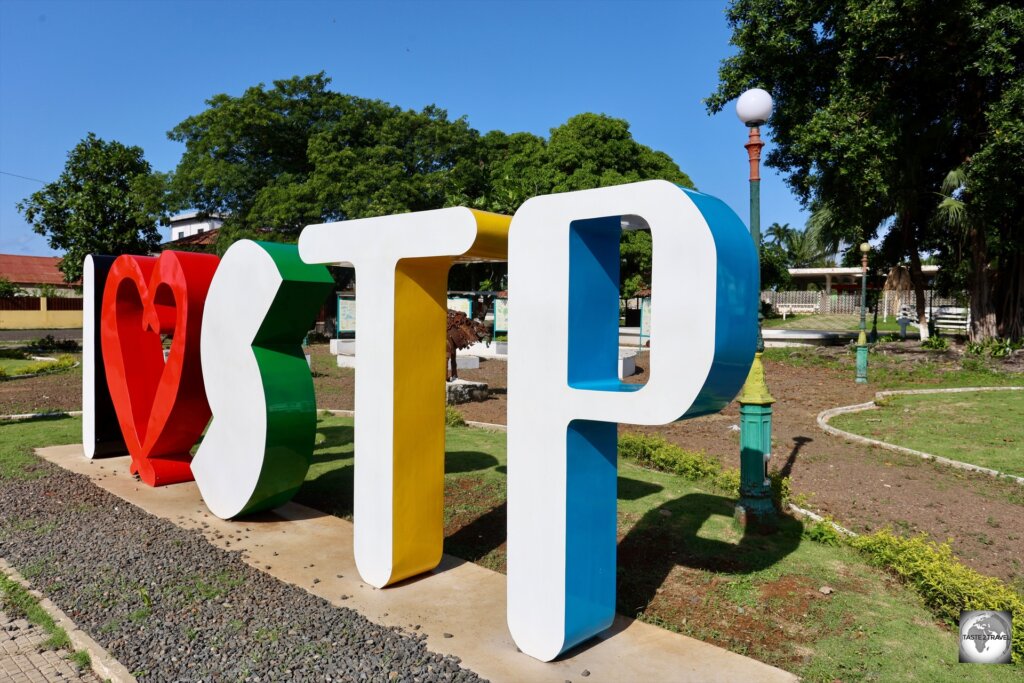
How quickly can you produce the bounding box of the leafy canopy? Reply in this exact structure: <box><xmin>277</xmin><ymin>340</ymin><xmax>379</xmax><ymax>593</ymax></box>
<box><xmin>17</xmin><ymin>133</ymin><xmax>165</xmax><ymax>283</ymax></box>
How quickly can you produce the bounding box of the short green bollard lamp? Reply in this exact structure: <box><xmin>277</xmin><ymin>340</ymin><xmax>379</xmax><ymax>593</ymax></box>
<box><xmin>737</xmin><ymin>353</ymin><xmax>776</xmax><ymax>524</ymax></box>
<box><xmin>856</xmin><ymin>242</ymin><xmax>870</xmax><ymax>384</ymax></box>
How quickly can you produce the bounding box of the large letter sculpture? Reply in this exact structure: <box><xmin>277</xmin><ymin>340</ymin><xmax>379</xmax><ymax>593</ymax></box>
<box><xmin>82</xmin><ymin>255</ymin><xmax>127</xmax><ymax>458</ymax></box>
<box><xmin>506</xmin><ymin>180</ymin><xmax>758</xmax><ymax>661</ymax></box>
<box><xmin>192</xmin><ymin>241</ymin><xmax>334</xmax><ymax>519</ymax></box>
<box><xmin>101</xmin><ymin>251</ymin><xmax>219</xmax><ymax>486</ymax></box>
<box><xmin>299</xmin><ymin>208</ymin><xmax>509</xmax><ymax>588</ymax></box>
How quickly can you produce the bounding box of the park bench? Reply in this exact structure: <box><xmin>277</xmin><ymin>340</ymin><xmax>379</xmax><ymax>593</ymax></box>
<box><xmin>932</xmin><ymin>306</ymin><xmax>969</xmax><ymax>335</ymax></box>
<box><xmin>775</xmin><ymin>302</ymin><xmax>819</xmax><ymax>319</ymax></box>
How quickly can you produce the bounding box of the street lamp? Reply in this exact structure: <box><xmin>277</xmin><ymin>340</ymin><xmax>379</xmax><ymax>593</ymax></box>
<box><xmin>735</xmin><ymin>88</ymin><xmax>776</xmax><ymax>526</ymax></box>
<box><xmin>856</xmin><ymin>242</ymin><xmax>870</xmax><ymax>383</ymax></box>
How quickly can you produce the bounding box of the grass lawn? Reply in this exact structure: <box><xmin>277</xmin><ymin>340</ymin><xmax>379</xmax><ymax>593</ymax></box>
<box><xmin>763</xmin><ymin>313</ymin><xmax>904</xmax><ymax>333</ymax></box>
<box><xmin>0</xmin><ymin>357</ymin><xmax>40</xmax><ymax>374</ymax></box>
<box><xmin>296</xmin><ymin>413</ymin><xmax>1016</xmax><ymax>681</ymax></box>
<box><xmin>762</xmin><ymin>347</ymin><xmax>1024</xmax><ymax>391</ymax></box>
<box><xmin>831</xmin><ymin>390</ymin><xmax>1024</xmax><ymax>478</ymax></box>
<box><xmin>4</xmin><ymin>414</ymin><xmax>1021</xmax><ymax>680</ymax></box>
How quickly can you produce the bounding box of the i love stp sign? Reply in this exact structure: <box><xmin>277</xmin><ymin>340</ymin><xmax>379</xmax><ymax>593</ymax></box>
<box><xmin>81</xmin><ymin>180</ymin><xmax>758</xmax><ymax>661</ymax></box>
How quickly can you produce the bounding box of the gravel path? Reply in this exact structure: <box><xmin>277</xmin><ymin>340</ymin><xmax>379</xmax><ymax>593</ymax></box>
<box><xmin>0</xmin><ymin>462</ymin><xmax>486</xmax><ymax>682</ymax></box>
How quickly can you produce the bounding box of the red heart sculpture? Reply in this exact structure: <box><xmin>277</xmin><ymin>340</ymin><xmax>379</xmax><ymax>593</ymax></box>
<box><xmin>101</xmin><ymin>251</ymin><xmax>220</xmax><ymax>486</ymax></box>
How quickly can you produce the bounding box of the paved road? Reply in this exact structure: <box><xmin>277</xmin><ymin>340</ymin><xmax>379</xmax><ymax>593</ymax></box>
<box><xmin>0</xmin><ymin>329</ymin><xmax>81</xmax><ymax>342</ymax></box>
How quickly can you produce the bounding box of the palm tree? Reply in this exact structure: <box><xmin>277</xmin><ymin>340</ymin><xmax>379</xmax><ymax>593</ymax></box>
<box><xmin>934</xmin><ymin>167</ymin><xmax>997</xmax><ymax>341</ymax></box>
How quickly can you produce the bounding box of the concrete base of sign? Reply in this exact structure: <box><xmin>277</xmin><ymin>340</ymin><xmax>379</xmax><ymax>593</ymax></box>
<box><xmin>458</xmin><ymin>341</ymin><xmax>507</xmax><ymax>359</ymax></box>
<box><xmin>619</xmin><ymin>349</ymin><xmax>637</xmax><ymax>379</ymax></box>
<box><xmin>336</xmin><ymin>354</ymin><xmax>356</xmax><ymax>368</ymax></box>
<box><xmin>37</xmin><ymin>444</ymin><xmax>794</xmax><ymax>683</ymax></box>
<box><xmin>446</xmin><ymin>379</ymin><xmax>489</xmax><ymax>404</ymax></box>
<box><xmin>456</xmin><ymin>356</ymin><xmax>479</xmax><ymax>370</ymax></box>
<box><xmin>329</xmin><ymin>339</ymin><xmax>356</xmax><ymax>355</ymax></box>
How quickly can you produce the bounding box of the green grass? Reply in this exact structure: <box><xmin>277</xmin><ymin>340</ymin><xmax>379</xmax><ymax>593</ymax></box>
<box><xmin>0</xmin><ymin>573</ymin><xmax>92</xmax><ymax>669</ymax></box>
<box><xmin>831</xmin><ymin>390</ymin><xmax>1024</xmax><ymax>477</ymax></box>
<box><xmin>0</xmin><ymin>357</ymin><xmax>39</xmax><ymax>373</ymax></box>
<box><xmin>4</xmin><ymin>412</ymin><xmax>1021</xmax><ymax>679</ymax></box>
<box><xmin>762</xmin><ymin>313</ymin><xmax>903</xmax><ymax>333</ymax></box>
<box><xmin>0</xmin><ymin>415</ymin><xmax>80</xmax><ymax>478</ymax></box>
<box><xmin>762</xmin><ymin>347</ymin><xmax>1024</xmax><ymax>390</ymax></box>
<box><xmin>296</xmin><ymin>414</ymin><xmax>1019</xmax><ymax>680</ymax></box>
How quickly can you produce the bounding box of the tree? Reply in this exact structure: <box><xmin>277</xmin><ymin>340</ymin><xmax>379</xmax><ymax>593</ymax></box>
<box><xmin>169</xmin><ymin>75</ymin><xmax>697</xmax><ymax>295</ymax></box>
<box><xmin>475</xmin><ymin>114</ymin><xmax>695</xmax><ymax>295</ymax></box>
<box><xmin>707</xmin><ymin>0</ymin><xmax>1024</xmax><ymax>340</ymax></box>
<box><xmin>17</xmin><ymin>133</ymin><xmax>166</xmax><ymax>283</ymax></box>
<box><xmin>0</xmin><ymin>277</ymin><xmax>26</xmax><ymax>298</ymax></box>
<box><xmin>168</xmin><ymin>73</ymin><xmax>483</xmax><ymax>249</ymax></box>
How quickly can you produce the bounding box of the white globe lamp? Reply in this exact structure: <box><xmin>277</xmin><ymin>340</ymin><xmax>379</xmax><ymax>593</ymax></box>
<box><xmin>736</xmin><ymin>88</ymin><xmax>773</xmax><ymax>127</ymax></box>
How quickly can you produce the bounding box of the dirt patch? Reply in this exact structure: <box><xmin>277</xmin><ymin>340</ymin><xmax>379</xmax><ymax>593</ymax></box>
<box><xmin>0</xmin><ymin>368</ymin><xmax>82</xmax><ymax>415</ymax></box>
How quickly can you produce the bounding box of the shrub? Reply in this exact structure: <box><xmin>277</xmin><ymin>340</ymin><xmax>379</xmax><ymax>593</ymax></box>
<box><xmin>920</xmin><ymin>335</ymin><xmax>949</xmax><ymax>351</ymax></box>
<box><xmin>444</xmin><ymin>406</ymin><xmax>466</xmax><ymax>427</ymax></box>
<box><xmin>618</xmin><ymin>433</ymin><xmax>719</xmax><ymax>480</ymax></box>
<box><xmin>28</xmin><ymin>335</ymin><xmax>80</xmax><ymax>352</ymax></box>
<box><xmin>618</xmin><ymin>433</ymin><xmax>790</xmax><ymax>510</ymax></box>
<box><xmin>851</xmin><ymin>529</ymin><xmax>1023</xmax><ymax>663</ymax></box>
<box><xmin>802</xmin><ymin>517</ymin><xmax>844</xmax><ymax>546</ymax></box>
<box><xmin>0</xmin><ymin>348</ymin><xmax>30</xmax><ymax>360</ymax></box>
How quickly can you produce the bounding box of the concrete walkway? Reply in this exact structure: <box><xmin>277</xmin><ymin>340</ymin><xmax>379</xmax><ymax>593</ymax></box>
<box><xmin>1</xmin><ymin>611</ymin><xmax>100</xmax><ymax>683</ymax></box>
<box><xmin>38</xmin><ymin>445</ymin><xmax>795</xmax><ymax>683</ymax></box>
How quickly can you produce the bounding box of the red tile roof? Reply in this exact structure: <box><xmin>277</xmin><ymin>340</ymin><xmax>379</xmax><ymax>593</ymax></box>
<box><xmin>0</xmin><ymin>254</ymin><xmax>77</xmax><ymax>286</ymax></box>
<box><xmin>163</xmin><ymin>228</ymin><xmax>220</xmax><ymax>248</ymax></box>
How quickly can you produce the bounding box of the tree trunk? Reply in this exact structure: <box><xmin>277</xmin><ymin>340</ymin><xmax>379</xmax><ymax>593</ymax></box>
<box><xmin>967</xmin><ymin>222</ymin><xmax>998</xmax><ymax>341</ymax></box>
<box><xmin>995</xmin><ymin>248</ymin><xmax>1023</xmax><ymax>342</ymax></box>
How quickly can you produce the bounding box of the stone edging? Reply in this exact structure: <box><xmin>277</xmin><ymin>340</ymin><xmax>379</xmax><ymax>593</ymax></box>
<box><xmin>817</xmin><ymin>386</ymin><xmax>1024</xmax><ymax>485</ymax></box>
<box><xmin>0</xmin><ymin>557</ymin><xmax>137</xmax><ymax>683</ymax></box>
<box><xmin>0</xmin><ymin>410</ymin><xmax>82</xmax><ymax>421</ymax></box>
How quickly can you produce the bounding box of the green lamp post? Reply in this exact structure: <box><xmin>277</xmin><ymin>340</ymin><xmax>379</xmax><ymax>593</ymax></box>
<box><xmin>735</xmin><ymin>88</ymin><xmax>776</xmax><ymax>525</ymax></box>
<box><xmin>856</xmin><ymin>242</ymin><xmax>870</xmax><ymax>384</ymax></box>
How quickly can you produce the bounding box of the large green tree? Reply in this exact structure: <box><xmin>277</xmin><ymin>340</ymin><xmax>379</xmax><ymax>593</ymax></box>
<box><xmin>17</xmin><ymin>133</ymin><xmax>166</xmax><ymax>283</ymax></box>
<box><xmin>708</xmin><ymin>0</ymin><xmax>1024</xmax><ymax>340</ymax></box>
<box><xmin>170</xmin><ymin>76</ymin><xmax>695</xmax><ymax>295</ymax></box>
<box><xmin>168</xmin><ymin>73</ymin><xmax>483</xmax><ymax>249</ymax></box>
<box><xmin>473</xmin><ymin>114</ymin><xmax>695</xmax><ymax>294</ymax></box>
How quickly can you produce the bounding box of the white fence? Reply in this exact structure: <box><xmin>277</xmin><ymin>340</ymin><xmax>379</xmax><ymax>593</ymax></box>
<box><xmin>763</xmin><ymin>290</ymin><xmax>963</xmax><ymax>318</ymax></box>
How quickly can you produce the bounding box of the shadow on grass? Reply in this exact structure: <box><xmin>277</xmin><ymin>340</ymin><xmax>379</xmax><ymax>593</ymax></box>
<box><xmin>297</xmin><ymin>422</ymin><xmax>500</xmax><ymax>518</ymax></box>
<box><xmin>443</xmin><ymin>475</ymin><xmax>662</xmax><ymax>569</ymax></box>
<box><xmin>616</xmin><ymin>492</ymin><xmax>803</xmax><ymax>618</ymax></box>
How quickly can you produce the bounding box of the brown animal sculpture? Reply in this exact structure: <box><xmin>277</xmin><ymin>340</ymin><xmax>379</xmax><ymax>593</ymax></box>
<box><xmin>447</xmin><ymin>309</ymin><xmax>489</xmax><ymax>381</ymax></box>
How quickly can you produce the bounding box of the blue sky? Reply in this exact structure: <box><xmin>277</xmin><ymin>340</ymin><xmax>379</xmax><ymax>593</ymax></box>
<box><xmin>0</xmin><ymin>0</ymin><xmax>807</xmax><ymax>256</ymax></box>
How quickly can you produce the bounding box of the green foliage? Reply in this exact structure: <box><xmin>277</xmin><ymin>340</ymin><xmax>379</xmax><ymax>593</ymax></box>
<box><xmin>0</xmin><ymin>355</ymin><xmax>77</xmax><ymax>380</ymax></box>
<box><xmin>708</xmin><ymin>1</ymin><xmax>1024</xmax><ymax>340</ymax></box>
<box><xmin>444</xmin><ymin>406</ymin><xmax>466</xmax><ymax>427</ymax></box>
<box><xmin>920</xmin><ymin>335</ymin><xmax>950</xmax><ymax>351</ymax></box>
<box><xmin>850</xmin><ymin>529</ymin><xmax>1024</xmax><ymax>663</ymax></box>
<box><xmin>16</xmin><ymin>133</ymin><xmax>166</xmax><ymax>283</ymax></box>
<box><xmin>802</xmin><ymin>517</ymin><xmax>844</xmax><ymax>547</ymax></box>
<box><xmin>618</xmin><ymin>433</ymin><xmax>720</xmax><ymax>480</ymax></box>
<box><xmin>967</xmin><ymin>337</ymin><xmax>1022</xmax><ymax>357</ymax></box>
<box><xmin>0</xmin><ymin>277</ymin><xmax>26</xmax><ymax>298</ymax></box>
<box><xmin>618</xmin><ymin>432</ymin><xmax>790</xmax><ymax>509</ymax></box>
<box><xmin>0</xmin><ymin>573</ymin><xmax>72</xmax><ymax>650</ymax></box>
<box><xmin>28</xmin><ymin>335</ymin><xmax>80</xmax><ymax>352</ymax></box>
<box><xmin>0</xmin><ymin>349</ymin><xmax>30</xmax><ymax>360</ymax></box>
<box><xmin>168</xmin><ymin>75</ymin><xmax>693</xmax><ymax>294</ymax></box>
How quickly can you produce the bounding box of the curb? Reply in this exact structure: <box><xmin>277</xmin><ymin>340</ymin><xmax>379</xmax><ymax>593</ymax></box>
<box><xmin>0</xmin><ymin>558</ymin><xmax>137</xmax><ymax>683</ymax></box>
<box><xmin>817</xmin><ymin>386</ymin><xmax>1024</xmax><ymax>485</ymax></box>
<box><xmin>1</xmin><ymin>410</ymin><xmax>82</xmax><ymax>421</ymax></box>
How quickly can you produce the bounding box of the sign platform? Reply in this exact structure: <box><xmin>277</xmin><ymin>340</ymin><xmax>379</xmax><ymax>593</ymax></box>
<box><xmin>37</xmin><ymin>444</ymin><xmax>794</xmax><ymax>683</ymax></box>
